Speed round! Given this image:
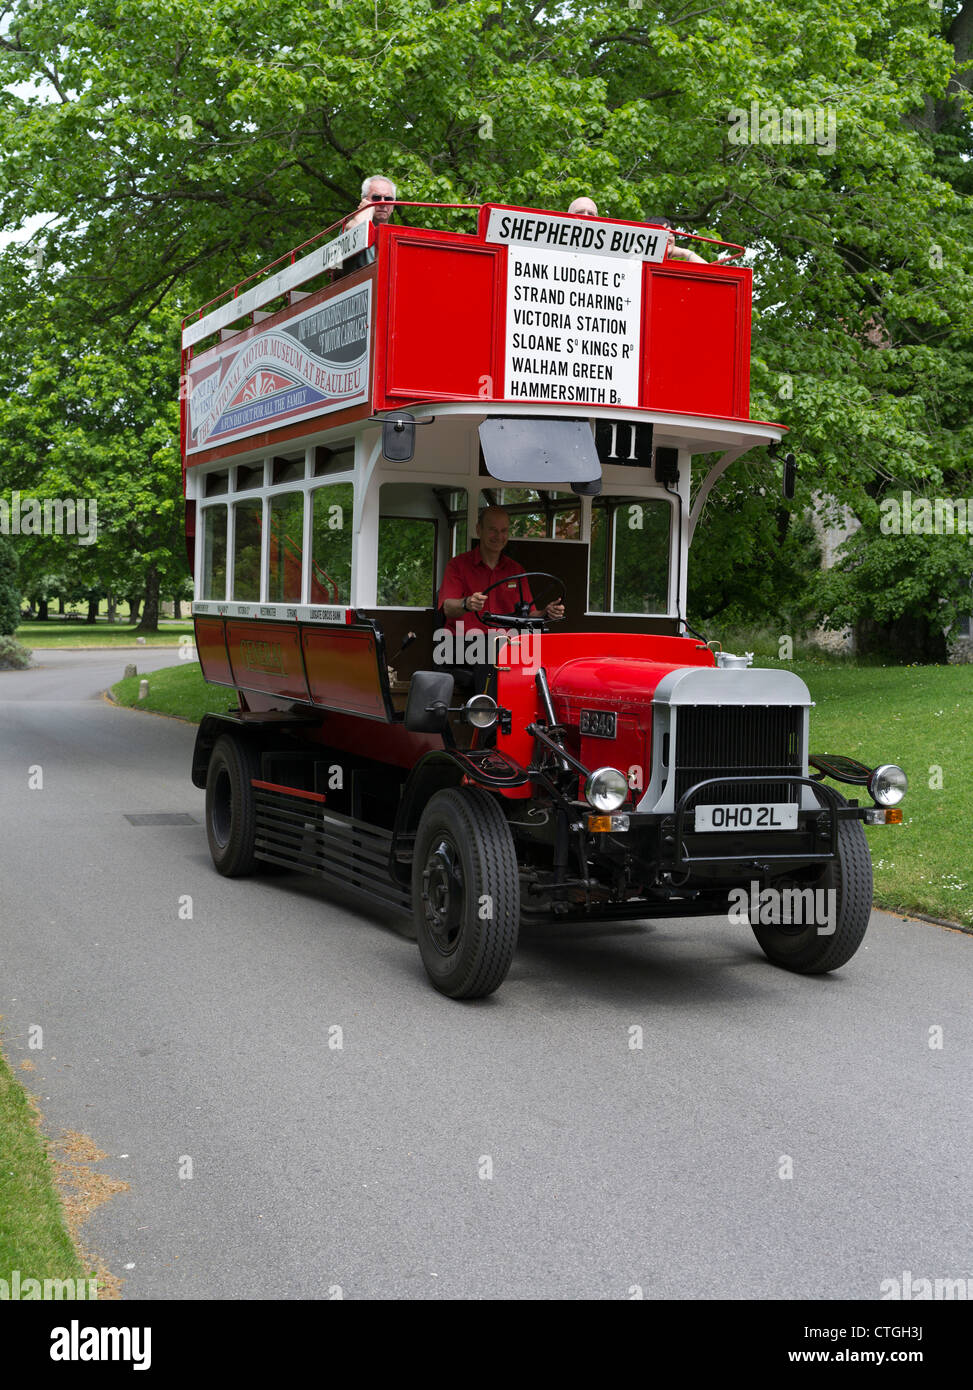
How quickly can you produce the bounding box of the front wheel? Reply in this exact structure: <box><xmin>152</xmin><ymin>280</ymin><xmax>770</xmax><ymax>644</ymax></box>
<box><xmin>412</xmin><ymin>788</ymin><xmax>520</xmax><ymax>998</ymax></box>
<box><xmin>751</xmin><ymin>813</ymin><xmax>873</xmax><ymax>973</ymax></box>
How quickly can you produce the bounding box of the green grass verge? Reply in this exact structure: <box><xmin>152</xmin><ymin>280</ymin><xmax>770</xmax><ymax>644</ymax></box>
<box><xmin>783</xmin><ymin>659</ymin><xmax>973</xmax><ymax>928</ymax></box>
<box><xmin>112</xmin><ymin>658</ymin><xmax>973</xmax><ymax>928</ymax></box>
<box><xmin>110</xmin><ymin>660</ymin><xmax>236</xmax><ymax>722</ymax></box>
<box><xmin>17</xmin><ymin>620</ymin><xmax>193</xmax><ymax>649</ymax></box>
<box><xmin>0</xmin><ymin>1045</ymin><xmax>90</xmax><ymax>1290</ymax></box>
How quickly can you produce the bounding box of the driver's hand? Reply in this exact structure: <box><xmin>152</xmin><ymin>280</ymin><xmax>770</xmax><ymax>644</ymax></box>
<box><xmin>545</xmin><ymin>600</ymin><xmax>565</xmax><ymax>621</ymax></box>
<box><xmin>466</xmin><ymin>591</ymin><xmax>487</xmax><ymax>613</ymax></box>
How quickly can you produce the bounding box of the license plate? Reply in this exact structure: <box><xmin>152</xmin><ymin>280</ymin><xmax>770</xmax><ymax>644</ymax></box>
<box><xmin>694</xmin><ymin>802</ymin><xmax>798</xmax><ymax>832</ymax></box>
<box><xmin>579</xmin><ymin>709</ymin><xmax>617</xmax><ymax>739</ymax></box>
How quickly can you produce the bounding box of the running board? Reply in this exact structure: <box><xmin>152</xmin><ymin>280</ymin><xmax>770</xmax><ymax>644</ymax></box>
<box><xmin>252</xmin><ymin>783</ymin><xmax>411</xmax><ymax>914</ymax></box>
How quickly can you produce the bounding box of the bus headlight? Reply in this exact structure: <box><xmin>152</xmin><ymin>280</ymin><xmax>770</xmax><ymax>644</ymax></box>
<box><xmin>463</xmin><ymin>693</ymin><xmax>498</xmax><ymax>729</ymax></box>
<box><xmin>868</xmin><ymin>764</ymin><xmax>908</xmax><ymax>807</ymax></box>
<box><xmin>585</xmin><ymin>767</ymin><xmax>628</xmax><ymax>812</ymax></box>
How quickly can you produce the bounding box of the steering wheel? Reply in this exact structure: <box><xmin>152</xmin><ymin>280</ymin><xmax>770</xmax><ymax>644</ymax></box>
<box><xmin>477</xmin><ymin>570</ymin><xmax>567</xmax><ymax>631</ymax></box>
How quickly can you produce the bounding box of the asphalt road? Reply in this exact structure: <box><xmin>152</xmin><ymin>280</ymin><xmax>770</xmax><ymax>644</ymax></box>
<box><xmin>1</xmin><ymin>649</ymin><xmax>970</xmax><ymax>1300</ymax></box>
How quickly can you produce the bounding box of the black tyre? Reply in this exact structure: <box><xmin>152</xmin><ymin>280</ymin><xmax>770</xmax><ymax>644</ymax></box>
<box><xmin>751</xmin><ymin>814</ymin><xmax>873</xmax><ymax>973</ymax></box>
<box><xmin>412</xmin><ymin>788</ymin><xmax>520</xmax><ymax>999</ymax></box>
<box><xmin>205</xmin><ymin>734</ymin><xmax>260</xmax><ymax>877</ymax></box>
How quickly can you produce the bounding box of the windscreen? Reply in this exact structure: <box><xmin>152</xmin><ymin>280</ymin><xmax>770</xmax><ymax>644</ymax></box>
<box><xmin>478</xmin><ymin>417</ymin><xmax>602</xmax><ymax>492</ymax></box>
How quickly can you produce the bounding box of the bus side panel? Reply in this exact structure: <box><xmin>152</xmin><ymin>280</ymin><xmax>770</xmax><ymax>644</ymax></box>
<box><xmin>641</xmin><ymin>266</ymin><xmax>751</xmax><ymax>418</ymax></box>
<box><xmin>225</xmin><ymin>620</ymin><xmax>310</xmax><ymax>702</ymax></box>
<box><xmin>376</xmin><ymin>231</ymin><xmax>504</xmax><ymax>404</ymax></box>
<box><xmin>302</xmin><ymin>627</ymin><xmax>389</xmax><ymax>719</ymax></box>
<box><xmin>195</xmin><ymin>616</ymin><xmax>234</xmax><ymax>686</ymax></box>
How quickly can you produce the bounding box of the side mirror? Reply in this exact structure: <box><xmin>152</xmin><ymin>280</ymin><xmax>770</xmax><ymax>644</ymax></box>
<box><xmin>404</xmin><ymin>670</ymin><xmax>455</xmax><ymax>732</ymax></box>
<box><xmin>382</xmin><ymin>413</ymin><xmax>415</xmax><ymax>462</ymax></box>
<box><xmin>782</xmin><ymin>452</ymin><xmax>797</xmax><ymax>500</ymax></box>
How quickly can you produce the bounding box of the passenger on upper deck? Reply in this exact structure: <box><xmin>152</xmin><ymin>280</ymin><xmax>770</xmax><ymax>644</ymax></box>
<box><xmin>340</xmin><ymin>174</ymin><xmax>398</xmax><ymax>273</ymax></box>
<box><xmin>648</xmin><ymin>215</ymin><xmax>707</xmax><ymax>263</ymax></box>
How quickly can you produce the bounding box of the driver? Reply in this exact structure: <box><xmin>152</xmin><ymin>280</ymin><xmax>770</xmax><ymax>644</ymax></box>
<box><xmin>439</xmin><ymin>506</ymin><xmax>564</xmax><ymax>631</ymax></box>
<box><xmin>438</xmin><ymin>506</ymin><xmax>564</xmax><ymax>689</ymax></box>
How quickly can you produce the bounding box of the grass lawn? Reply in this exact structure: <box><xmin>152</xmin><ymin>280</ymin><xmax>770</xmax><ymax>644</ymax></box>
<box><xmin>0</xmin><ymin>1044</ymin><xmax>91</xmax><ymax>1291</ymax></box>
<box><xmin>765</xmin><ymin>659</ymin><xmax>973</xmax><ymax>928</ymax></box>
<box><xmin>110</xmin><ymin>660</ymin><xmax>237</xmax><ymax>722</ymax></box>
<box><xmin>111</xmin><ymin>658</ymin><xmax>973</xmax><ymax>928</ymax></box>
<box><xmin>17</xmin><ymin>620</ymin><xmax>193</xmax><ymax>649</ymax></box>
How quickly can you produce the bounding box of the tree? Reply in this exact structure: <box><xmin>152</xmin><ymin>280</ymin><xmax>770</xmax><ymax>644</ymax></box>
<box><xmin>1</xmin><ymin>1</ymin><xmax>971</xmax><ymax>651</ymax></box>
<box><xmin>0</xmin><ymin>532</ymin><xmax>20</xmax><ymax>635</ymax></box>
<box><xmin>0</xmin><ymin>294</ymin><xmax>189</xmax><ymax>633</ymax></box>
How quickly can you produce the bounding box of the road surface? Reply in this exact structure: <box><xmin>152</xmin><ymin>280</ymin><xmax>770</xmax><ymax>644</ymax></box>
<box><xmin>1</xmin><ymin>650</ymin><xmax>970</xmax><ymax>1299</ymax></box>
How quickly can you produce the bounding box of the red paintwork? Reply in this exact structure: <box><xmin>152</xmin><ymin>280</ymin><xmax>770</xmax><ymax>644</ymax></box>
<box><xmin>195</xmin><ymin>617</ymin><xmax>233</xmax><ymax>685</ymax></box>
<box><xmin>181</xmin><ymin>204</ymin><xmax>769</xmax><ymax>481</ymax></box>
<box><xmin>641</xmin><ymin>265</ymin><xmax>751</xmax><ymax>418</ymax></box>
<box><xmin>225</xmin><ymin>621</ymin><xmax>309</xmax><ymax>701</ymax></box>
<box><xmin>302</xmin><ymin>626</ymin><xmax>387</xmax><ymax>718</ymax></box>
<box><xmin>377</xmin><ymin>229</ymin><xmax>504</xmax><ymax>402</ymax></box>
<box><xmin>252</xmin><ymin>779</ymin><xmax>327</xmax><ymax>803</ymax></box>
<box><xmin>494</xmin><ymin>631</ymin><xmax>715</xmax><ymax>799</ymax></box>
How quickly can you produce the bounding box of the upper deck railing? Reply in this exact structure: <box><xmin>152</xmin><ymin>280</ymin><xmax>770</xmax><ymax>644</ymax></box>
<box><xmin>180</xmin><ymin>202</ymin><xmax>744</xmax><ymax>351</ymax></box>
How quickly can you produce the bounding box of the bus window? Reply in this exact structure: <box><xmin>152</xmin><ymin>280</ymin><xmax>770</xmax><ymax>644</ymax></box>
<box><xmin>200</xmin><ymin>505</ymin><xmax>227</xmax><ymax>600</ymax></box>
<box><xmin>310</xmin><ymin>482</ymin><xmax>353</xmax><ymax>604</ymax></box>
<box><xmin>232</xmin><ymin>498</ymin><xmax>263</xmax><ymax>600</ymax></box>
<box><xmin>589</xmin><ymin>497</ymin><xmax>671</xmax><ymax>614</ymax></box>
<box><xmin>268</xmin><ymin>492</ymin><xmax>304</xmax><ymax>603</ymax></box>
<box><xmin>378</xmin><ymin>516</ymin><xmax>437</xmax><ymax>607</ymax></box>
<box><xmin>476</xmin><ymin>489</ymin><xmax>580</xmax><ymax>538</ymax></box>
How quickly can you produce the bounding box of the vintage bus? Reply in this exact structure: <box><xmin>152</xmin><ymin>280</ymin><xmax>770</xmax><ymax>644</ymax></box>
<box><xmin>180</xmin><ymin>201</ymin><xmax>906</xmax><ymax>998</ymax></box>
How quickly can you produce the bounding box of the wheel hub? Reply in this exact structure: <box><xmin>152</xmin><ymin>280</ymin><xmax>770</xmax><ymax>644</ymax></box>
<box><xmin>422</xmin><ymin>836</ymin><xmax>465</xmax><ymax>955</ymax></box>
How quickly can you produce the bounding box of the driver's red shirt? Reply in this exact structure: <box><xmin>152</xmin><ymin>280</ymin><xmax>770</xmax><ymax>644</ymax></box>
<box><xmin>438</xmin><ymin>547</ymin><xmax>534</xmax><ymax>634</ymax></box>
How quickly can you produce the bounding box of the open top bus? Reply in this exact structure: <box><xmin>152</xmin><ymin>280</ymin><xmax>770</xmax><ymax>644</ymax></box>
<box><xmin>180</xmin><ymin>201</ymin><xmax>907</xmax><ymax>998</ymax></box>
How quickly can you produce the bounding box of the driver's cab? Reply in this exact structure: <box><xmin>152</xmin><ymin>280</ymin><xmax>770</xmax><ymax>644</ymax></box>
<box><xmin>335</xmin><ymin>410</ymin><xmax>682</xmax><ymax>696</ymax></box>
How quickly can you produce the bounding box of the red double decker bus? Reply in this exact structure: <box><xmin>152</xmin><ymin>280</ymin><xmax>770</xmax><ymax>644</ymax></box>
<box><xmin>180</xmin><ymin>202</ymin><xmax>906</xmax><ymax>998</ymax></box>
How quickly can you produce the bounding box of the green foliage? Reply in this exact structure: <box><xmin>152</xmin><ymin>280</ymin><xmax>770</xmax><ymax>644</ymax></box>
<box><xmin>689</xmin><ymin>470</ymin><xmax>823</xmax><ymax>631</ymax></box>
<box><xmin>814</xmin><ymin>507</ymin><xmax>973</xmax><ymax>662</ymax></box>
<box><xmin>0</xmin><ymin>534</ymin><xmax>21</xmax><ymax>636</ymax></box>
<box><xmin>0</xmin><ymin>634</ymin><xmax>32</xmax><ymax>669</ymax></box>
<box><xmin>0</xmin><ymin>306</ymin><xmax>189</xmax><ymax>627</ymax></box>
<box><xmin>0</xmin><ymin>1</ymin><xmax>971</xmax><ymax>635</ymax></box>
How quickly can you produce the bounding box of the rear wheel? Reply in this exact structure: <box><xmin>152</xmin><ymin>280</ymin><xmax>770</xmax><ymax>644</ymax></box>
<box><xmin>751</xmin><ymin>814</ymin><xmax>873</xmax><ymax>973</ymax></box>
<box><xmin>412</xmin><ymin>788</ymin><xmax>520</xmax><ymax>998</ymax></box>
<box><xmin>205</xmin><ymin>734</ymin><xmax>260</xmax><ymax>877</ymax></box>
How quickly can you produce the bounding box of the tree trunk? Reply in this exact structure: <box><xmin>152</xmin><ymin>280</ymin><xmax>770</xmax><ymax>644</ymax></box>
<box><xmin>107</xmin><ymin>593</ymin><xmax>117</xmax><ymax>623</ymax></box>
<box><xmin>136</xmin><ymin>565</ymin><xmax>160</xmax><ymax>633</ymax></box>
<box><xmin>57</xmin><ymin>596</ymin><xmax>64</xmax><ymax>615</ymax></box>
<box><xmin>128</xmin><ymin>596</ymin><xmax>141</xmax><ymax>625</ymax></box>
<box><xmin>37</xmin><ymin>598</ymin><xmax>49</xmax><ymax>621</ymax></box>
<box><xmin>173</xmin><ymin>596</ymin><xmax>182</xmax><ymax>620</ymax></box>
<box><xmin>86</xmin><ymin>593</ymin><xmax>99</xmax><ymax>624</ymax></box>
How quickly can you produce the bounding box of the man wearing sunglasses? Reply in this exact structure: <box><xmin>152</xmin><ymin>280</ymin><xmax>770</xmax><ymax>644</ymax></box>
<box><xmin>346</xmin><ymin>175</ymin><xmax>397</xmax><ymax>230</ymax></box>
<box><xmin>339</xmin><ymin>175</ymin><xmax>398</xmax><ymax>275</ymax></box>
